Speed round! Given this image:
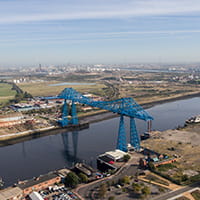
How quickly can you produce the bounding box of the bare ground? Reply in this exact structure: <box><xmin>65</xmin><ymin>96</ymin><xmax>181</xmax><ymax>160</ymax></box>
<box><xmin>141</xmin><ymin>123</ymin><xmax>200</xmax><ymax>172</ymax></box>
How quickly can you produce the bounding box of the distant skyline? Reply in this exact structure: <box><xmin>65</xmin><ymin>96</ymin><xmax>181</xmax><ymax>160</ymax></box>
<box><xmin>0</xmin><ymin>0</ymin><xmax>200</xmax><ymax>66</ymax></box>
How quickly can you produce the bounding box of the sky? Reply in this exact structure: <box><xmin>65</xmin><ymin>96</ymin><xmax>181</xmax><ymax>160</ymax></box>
<box><xmin>0</xmin><ymin>0</ymin><xmax>200</xmax><ymax>66</ymax></box>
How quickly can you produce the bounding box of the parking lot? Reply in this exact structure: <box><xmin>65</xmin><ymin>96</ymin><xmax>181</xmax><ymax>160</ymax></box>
<box><xmin>39</xmin><ymin>185</ymin><xmax>78</xmax><ymax>200</ymax></box>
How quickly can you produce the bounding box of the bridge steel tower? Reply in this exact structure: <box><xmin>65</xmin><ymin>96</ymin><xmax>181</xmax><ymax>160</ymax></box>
<box><xmin>71</xmin><ymin>101</ymin><xmax>78</xmax><ymax>125</ymax></box>
<box><xmin>44</xmin><ymin>88</ymin><xmax>153</xmax><ymax>151</ymax></box>
<box><xmin>117</xmin><ymin>115</ymin><xmax>127</xmax><ymax>152</ymax></box>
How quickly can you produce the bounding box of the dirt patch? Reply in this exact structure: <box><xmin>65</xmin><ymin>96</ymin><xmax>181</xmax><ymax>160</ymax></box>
<box><xmin>161</xmin><ymin>129</ymin><xmax>200</xmax><ymax>146</ymax></box>
<box><xmin>141</xmin><ymin>123</ymin><xmax>200</xmax><ymax>172</ymax></box>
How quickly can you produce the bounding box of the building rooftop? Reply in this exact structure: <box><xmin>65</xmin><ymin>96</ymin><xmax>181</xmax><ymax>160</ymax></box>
<box><xmin>17</xmin><ymin>172</ymin><xmax>58</xmax><ymax>190</ymax></box>
<box><xmin>105</xmin><ymin>149</ymin><xmax>127</xmax><ymax>160</ymax></box>
<box><xmin>29</xmin><ymin>191</ymin><xmax>44</xmax><ymax>200</ymax></box>
<box><xmin>0</xmin><ymin>112</ymin><xmax>23</xmax><ymax>120</ymax></box>
<box><xmin>98</xmin><ymin>155</ymin><xmax>113</xmax><ymax>163</ymax></box>
<box><xmin>57</xmin><ymin>168</ymin><xmax>70</xmax><ymax>177</ymax></box>
<box><xmin>0</xmin><ymin>187</ymin><xmax>22</xmax><ymax>200</ymax></box>
<box><xmin>75</xmin><ymin>163</ymin><xmax>92</xmax><ymax>176</ymax></box>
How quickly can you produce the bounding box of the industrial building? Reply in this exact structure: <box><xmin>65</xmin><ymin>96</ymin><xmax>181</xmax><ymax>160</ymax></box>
<box><xmin>0</xmin><ymin>113</ymin><xmax>25</xmax><ymax>128</ymax></box>
<box><xmin>139</xmin><ymin>148</ymin><xmax>177</xmax><ymax>168</ymax></box>
<box><xmin>74</xmin><ymin>163</ymin><xmax>96</xmax><ymax>176</ymax></box>
<box><xmin>16</xmin><ymin>172</ymin><xmax>61</xmax><ymax>197</ymax></box>
<box><xmin>104</xmin><ymin>149</ymin><xmax>127</xmax><ymax>162</ymax></box>
<box><xmin>10</xmin><ymin>104</ymin><xmax>40</xmax><ymax>112</ymax></box>
<box><xmin>97</xmin><ymin>149</ymin><xmax>128</xmax><ymax>172</ymax></box>
<box><xmin>0</xmin><ymin>186</ymin><xmax>23</xmax><ymax>200</ymax></box>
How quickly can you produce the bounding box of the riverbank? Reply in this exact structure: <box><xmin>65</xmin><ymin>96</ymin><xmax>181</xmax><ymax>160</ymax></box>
<box><xmin>0</xmin><ymin>92</ymin><xmax>199</xmax><ymax>144</ymax></box>
<box><xmin>140</xmin><ymin>91</ymin><xmax>200</xmax><ymax>109</ymax></box>
<box><xmin>0</xmin><ymin>112</ymin><xmax>117</xmax><ymax>145</ymax></box>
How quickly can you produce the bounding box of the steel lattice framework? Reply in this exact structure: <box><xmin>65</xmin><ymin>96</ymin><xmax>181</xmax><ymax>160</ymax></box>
<box><xmin>45</xmin><ymin>88</ymin><xmax>153</xmax><ymax>151</ymax></box>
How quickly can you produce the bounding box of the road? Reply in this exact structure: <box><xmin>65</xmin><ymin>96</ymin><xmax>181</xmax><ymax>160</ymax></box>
<box><xmin>74</xmin><ymin>153</ymin><xmax>142</xmax><ymax>200</ymax></box>
<box><xmin>152</xmin><ymin>181</ymin><xmax>200</xmax><ymax>200</ymax></box>
<box><xmin>77</xmin><ymin>165</ymin><xmax>139</xmax><ymax>199</ymax></box>
<box><xmin>74</xmin><ymin>152</ymin><xmax>200</xmax><ymax>200</ymax></box>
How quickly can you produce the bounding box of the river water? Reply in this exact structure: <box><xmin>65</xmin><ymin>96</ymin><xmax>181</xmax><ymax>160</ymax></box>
<box><xmin>49</xmin><ymin>82</ymin><xmax>96</xmax><ymax>86</ymax></box>
<box><xmin>0</xmin><ymin>97</ymin><xmax>199</xmax><ymax>187</ymax></box>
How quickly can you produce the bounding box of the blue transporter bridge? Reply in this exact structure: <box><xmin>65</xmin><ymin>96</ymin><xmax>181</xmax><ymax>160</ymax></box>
<box><xmin>45</xmin><ymin>88</ymin><xmax>153</xmax><ymax>152</ymax></box>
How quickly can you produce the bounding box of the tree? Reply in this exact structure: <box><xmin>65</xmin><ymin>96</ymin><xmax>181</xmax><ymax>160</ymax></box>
<box><xmin>111</xmin><ymin>180</ymin><xmax>115</xmax><ymax>186</ymax></box>
<box><xmin>108</xmin><ymin>196</ymin><xmax>115</xmax><ymax>200</ymax></box>
<box><xmin>141</xmin><ymin>186</ymin><xmax>151</xmax><ymax>197</ymax></box>
<box><xmin>121</xmin><ymin>175</ymin><xmax>130</xmax><ymax>184</ymax></box>
<box><xmin>14</xmin><ymin>93</ymin><xmax>23</xmax><ymax>103</ymax></box>
<box><xmin>65</xmin><ymin>172</ymin><xmax>80</xmax><ymax>188</ymax></box>
<box><xmin>148</xmin><ymin>162</ymin><xmax>156</xmax><ymax>171</ymax></box>
<box><xmin>181</xmin><ymin>174</ymin><xmax>188</xmax><ymax>182</ymax></box>
<box><xmin>158</xmin><ymin>187</ymin><xmax>165</xmax><ymax>193</ymax></box>
<box><xmin>98</xmin><ymin>183</ymin><xmax>107</xmax><ymax>198</ymax></box>
<box><xmin>106</xmin><ymin>181</ymin><xmax>111</xmax><ymax>187</ymax></box>
<box><xmin>132</xmin><ymin>183</ymin><xmax>141</xmax><ymax>193</ymax></box>
<box><xmin>23</xmin><ymin>91</ymin><xmax>33</xmax><ymax>99</ymax></box>
<box><xmin>78</xmin><ymin>173</ymin><xmax>88</xmax><ymax>183</ymax></box>
<box><xmin>123</xmin><ymin>154</ymin><xmax>131</xmax><ymax>162</ymax></box>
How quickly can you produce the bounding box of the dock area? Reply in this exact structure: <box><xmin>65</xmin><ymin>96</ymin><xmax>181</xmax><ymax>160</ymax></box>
<box><xmin>0</xmin><ymin>122</ymin><xmax>89</xmax><ymax>144</ymax></box>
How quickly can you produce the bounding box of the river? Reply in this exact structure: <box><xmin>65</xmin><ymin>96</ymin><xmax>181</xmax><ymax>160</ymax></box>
<box><xmin>49</xmin><ymin>82</ymin><xmax>96</xmax><ymax>86</ymax></box>
<box><xmin>0</xmin><ymin>97</ymin><xmax>199</xmax><ymax>187</ymax></box>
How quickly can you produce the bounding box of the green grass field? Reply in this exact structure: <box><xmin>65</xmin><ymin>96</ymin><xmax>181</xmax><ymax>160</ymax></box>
<box><xmin>0</xmin><ymin>83</ymin><xmax>16</xmax><ymax>103</ymax></box>
<box><xmin>18</xmin><ymin>81</ymin><xmax>106</xmax><ymax>97</ymax></box>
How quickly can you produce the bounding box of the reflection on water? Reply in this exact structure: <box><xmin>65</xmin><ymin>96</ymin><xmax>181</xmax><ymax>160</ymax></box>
<box><xmin>61</xmin><ymin>131</ymin><xmax>81</xmax><ymax>164</ymax></box>
<box><xmin>0</xmin><ymin>97</ymin><xmax>199</xmax><ymax>187</ymax></box>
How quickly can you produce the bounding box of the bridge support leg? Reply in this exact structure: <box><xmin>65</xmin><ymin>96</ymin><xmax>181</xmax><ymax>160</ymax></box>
<box><xmin>71</xmin><ymin>101</ymin><xmax>78</xmax><ymax>125</ymax></box>
<box><xmin>130</xmin><ymin>117</ymin><xmax>140</xmax><ymax>151</ymax></box>
<box><xmin>117</xmin><ymin>115</ymin><xmax>127</xmax><ymax>152</ymax></box>
<box><xmin>60</xmin><ymin>99</ymin><xmax>69</xmax><ymax>127</ymax></box>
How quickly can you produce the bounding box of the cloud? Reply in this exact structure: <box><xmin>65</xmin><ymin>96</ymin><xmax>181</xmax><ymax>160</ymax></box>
<box><xmin>1</xmin><ymin>29</ymin><xmax>200</xmax><ymax>45</ymax></box>
<box><xmin>100</xmin><ymin>30</ymin><xmax>200</xmax><ymax>36</ymax></box>
<box><xmin>0</xmin><ymin>0</ymin><xmax>200</xmax><ymax>24</ymax></box>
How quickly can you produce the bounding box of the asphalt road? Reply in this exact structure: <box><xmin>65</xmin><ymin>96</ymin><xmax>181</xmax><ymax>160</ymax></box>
<box><xmin>76</xmin><ymin>164</ymin><xmax>139</xmax><ymax>199</ymax></box>
<box><xmin>77</xmin><ymin>167</ymin><xmax>200</xmax><ymax>200</ymax></box>
<box><xmin>74</xmin><ymin>151</ymin><xmax>200</xmax><ymax>200</ymax></box>
<box><xmin>152</xmin><ymin>181</ymin><xmax>200</xmax><ymax>200</ymax></box>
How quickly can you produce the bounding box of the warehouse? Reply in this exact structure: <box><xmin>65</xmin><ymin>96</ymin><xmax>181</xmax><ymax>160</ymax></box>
<box><xmin>17</xmin><ymin>172</ymin><xmax>61</xmax><ymax>196</ymax></box>
<box><xmin>0</xmin><ymin>187</ymin><xmax>23</xmax><ymax>200</ymax></box>
<box><xmin>0</xmin><ymin>113</ymin><xmax>25</xmax><ymax>127</ymax></box>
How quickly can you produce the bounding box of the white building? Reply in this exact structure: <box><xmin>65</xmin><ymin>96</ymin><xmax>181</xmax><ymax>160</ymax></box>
<box><xmin>105</xmin><ymin>149</ymin><xmax>128</xmax><ymax>162</ymax></box>
<box><xmin>29</xmin><ymin>191</ymin><xmax>44</xmax><ymax>200</ymax></box>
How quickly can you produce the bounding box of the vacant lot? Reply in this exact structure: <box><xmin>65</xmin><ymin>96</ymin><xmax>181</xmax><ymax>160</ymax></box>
<box><xmin>120</xmin><ymin>83</ymin><xmax>200</xmax><ymax>104</ymax></box>
<box><xmin>141</xmin><ymin>123</ymin><xmax>200</xmax><ymax>183</ymax></box>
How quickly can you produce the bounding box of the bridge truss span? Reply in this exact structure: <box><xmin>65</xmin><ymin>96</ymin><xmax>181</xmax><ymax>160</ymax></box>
<box><xmin>45</xmin><ymin>88</ymin><xmax>153</xmax><ymax>152</ymax></box>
